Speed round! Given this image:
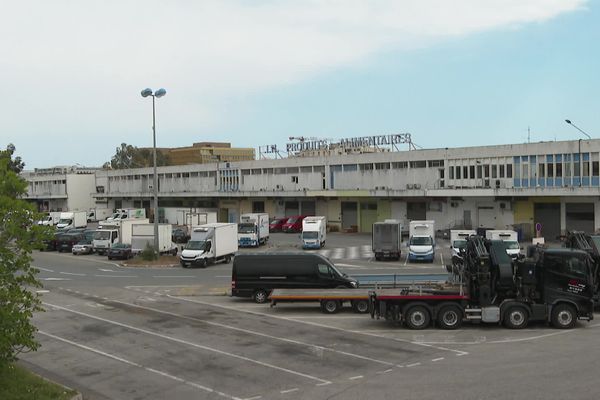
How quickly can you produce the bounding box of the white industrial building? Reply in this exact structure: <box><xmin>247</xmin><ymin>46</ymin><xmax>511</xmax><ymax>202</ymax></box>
<box><xmin>25</xmin><ymin>137</ymin><xmax>600</xmax><ymax>240</ymax></box>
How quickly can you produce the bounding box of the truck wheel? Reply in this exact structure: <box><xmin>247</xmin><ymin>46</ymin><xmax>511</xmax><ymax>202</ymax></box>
<box><xmin>351</xmin><ymin>300</ymin><xmax>369</xmax><ymax>314</ymax></box>
<box><xmin>224</xmin><ymin>255</ymin><xmax>232</xmax><ymax>264</ymax></box>
<box><xmin>253</xmin><ymin>289</ymin><xmax>269</xmax><ymax>304</ymax></box>
<box><xmin>200</xmin><ymin>259</ymin><xmax>207</xmax><ymax>268</ymax></box>
<box><xmin>404</xmin><ymin>305</ymin><xmax>431</xmax><ymax>330</ymax></box>
<box><xmin>503</xmin><ymin>306</ymin><xmax>529</xmax><ymax>329</ymax></box>
<box><xmin>321</xmin><ymin>300</ymin><xmax>341</xmax><ymax>314</ymax></box>
<box><xmin>551</xmin><ymin>304</ymin><xmax>576</xmax><ymax>329</ymax></box>
<box><xmin>436</xmin><ymin>305</ymin><xmax>463</xmax><ymax>330</ymax></box>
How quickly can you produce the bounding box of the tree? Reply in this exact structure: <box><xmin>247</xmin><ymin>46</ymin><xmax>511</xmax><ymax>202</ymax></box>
<box><xmin>108</xmin><ymin>142</ymin><xmax>171</xmax><ymax>169</ymax></box>
<box><xmin>0</xmin><ymin>145</ymin><xmax>50</xmax><ymax>365</ymax></box>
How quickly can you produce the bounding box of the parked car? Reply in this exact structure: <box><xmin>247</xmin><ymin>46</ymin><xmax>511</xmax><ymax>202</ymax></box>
<box><xmin>108</xmin><ymin>243</ymin><xmax>133</xmax><ymax>260</ymax></box>
<box><xmin>172</xmin><ymin>227</ymin><xmax>190</xmax><ymax>244</ymax></box>
<box><xmin>269</xmin><ymin>217</ymin><xmax>287</xmax><ymax>232</ymax></box>
<box><xmin>72</xmin><ymin>239</ymin><xmax>94</xmax><ymax>255</ymax></box>
<box><xmin>57</xmin><ymin>232</ymin><xmax>85</xmax><ymax>252</ymax></box>
<box><xmin>282</xmin><ymin>215</ymin><xmax>307</xmax><ymax>233</ymax></box>
<box><xmin>41</xmin><ymin>231</ymin><xmax>61</xmax><ymax>251</ymax></box>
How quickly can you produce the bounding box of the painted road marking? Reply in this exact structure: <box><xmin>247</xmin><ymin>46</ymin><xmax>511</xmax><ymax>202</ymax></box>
<box><xmin>348</xmin><ymin>375</ymin><xmax>363</xmax><ymax>380</ymax></box>
<box><xmin>111</xmin><ymin>299</ymin><xmax>395</xmax><ymax>367</ymax></box>
<box><xmin>432</xmin><ymin>357</ymin><xmax>445</xmax><ymax>362</ymax></box>
<box><xmin>99</xmin><ymin>268</ymin><xmax>115</xmax><ymax>272</ymax></box>
<box><xmin>36</xmin><ymin>267</ymin><xmax>55</xmax><ymax>272</ymax></box>
<box><xmin>152</xmin><ymin>275</ymin><xmax>195</xmax><ymax>278</ymax></box>
<box><xmin>36</xmin><ymin>290</ymin><xmax>50</xmax><ymax>294</ymax></box>
<box><xmin>38</xmin><ymin>330</ymin><xmax>241</xmax><ymax>400</ymax></box>
<box><xmin>60</xmin><ymin>272</ymin><xmax>86</xmax><ymax>276</ymax></box>
<box><xmin>41</xmin><ymin>278</ymin><xmax>71</xmax><ymax>281</ymax></box>
<box><xmin>406</xmin><ymin>362</ymin><xmax>421</xmax><ymax>368</ymax></box>
<box><xmin>43</xmin><ymin>302</ymin><xmax>332</xmax><ymax>385</ymax></box>
<box><xmin>280</xmin><ymin>388</ymin><xmax>299</xmax><ymax>394</ymax></box>
<box><xmin>168</xmin><ymin>295</ymin><xmax>469</xmax><ymax>357</ymax></box>
<box><xmin>94</xmin><ymin>275</ymin><xmax>138</xmax><ymax>278</ymax></box>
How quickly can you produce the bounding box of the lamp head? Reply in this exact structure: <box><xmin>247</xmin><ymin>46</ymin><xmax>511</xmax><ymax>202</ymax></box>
<box><xmin>155</xmin><ymin>88</ymin><xmax>166</xmax><ymax>98</ymax></box>
<box><xmin>565</xmin><ymin>119</ymin><xmax>572</xmax><ymax>124</ymax></box>
<box><xmin>141</xmin><ymin>88</ymin><xmax>153</xmax><ymax>98</ymax></box>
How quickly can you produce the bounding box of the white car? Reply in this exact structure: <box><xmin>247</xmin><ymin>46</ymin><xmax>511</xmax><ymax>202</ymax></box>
<box><xmin>72</xmin><ymin>240</ymin><xmax>93</xmax><ymax>255</ymax></box>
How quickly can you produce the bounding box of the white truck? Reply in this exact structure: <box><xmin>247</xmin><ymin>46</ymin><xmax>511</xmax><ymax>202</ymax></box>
<box><xmin>238</xmin><ymin>213</ymin><xmax>269</xmax><ymax>247</ymax></box>
<box><xmin>301</xmin><ymin>216</ymin><xmax>327</xmax><ymax>249</ymax></box>
<box><xmin>408</xmin><ymin>220</ymin><xmax>435</xmax><ymax>263</ymax></box>
<box><xmin>92</xmin><ymin>218</ymin><xmax>150</xmax><ymax>255</ymax></box>
<box><xmin>56</xmin><ymin>211</ymin><xmax>87</xmax><ymax>230</ymax></box>
<box><xmin>131</xmin><ymin>223</ymin><xmax>177</xmax><ymax>255</ymax></box>
<box><xmin>372</xmin><ymin>219</ymin><xmax>402</xmax><ymax>261</ymax></box>
<box><xmin>105</xmin><ymin>208</ymin><xmax>146</xmax><ymax>225</ymax></box>
<box><xmin>180</xmin><ymin>223</ymin><xmax>238</xmax><ymax>268</ymax></box>
<box><xmin>485</xmin><ymin>229</ymin><xmax>521</xmax><ymax>258</ymax></box>
<box><xmin>450</xmin><ymin>229</ymin><xmax>477</xmax><ymax>258</ymax></box>
<box><xmin>161</xmin><ymin>207</ymin><xmax>218</xmax><ymax>226</ymax></box>
<box><xmin>87</xmin><ymin>208</ymin><xmax>113</xmax><ymax>223</ymax></box>
<box><xmin>37</xmin><ymin>211</ymin><xmax>62</xmax><ymax>226</ymax></box>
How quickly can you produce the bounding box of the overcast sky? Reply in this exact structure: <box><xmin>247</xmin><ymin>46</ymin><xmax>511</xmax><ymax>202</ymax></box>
<box><xmin>3</xmin><ymin>0</ymin><xmax>598</xmax><ymax>169</ymax></box>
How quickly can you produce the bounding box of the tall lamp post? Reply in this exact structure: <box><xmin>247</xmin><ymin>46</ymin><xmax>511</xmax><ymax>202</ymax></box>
<box><xmin>141</xmin><ymin>87</ymin><xmax>167</xmax><ymax>256</ymax></box>
<box><xmin>565</xmin><ymin>119</ymin><xmax>592</xmax><ymax>187</ymax></box>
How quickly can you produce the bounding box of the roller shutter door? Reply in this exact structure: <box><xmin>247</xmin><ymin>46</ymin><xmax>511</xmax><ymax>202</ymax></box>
<box><xmin>566</xmin><ymin>203</ymin><xmax>594</xmax><ymax>233</ymax></box>
<box><xmin>534</xmin><ymin>203</ymin><xmax>560</xmax><ymax>240</ymax></box>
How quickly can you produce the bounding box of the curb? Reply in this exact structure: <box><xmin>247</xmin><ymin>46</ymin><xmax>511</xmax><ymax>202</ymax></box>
<box><xmin>122</xmin><ymin>263</ymin><xmax>180</xmax><ymax>268</ymax></box>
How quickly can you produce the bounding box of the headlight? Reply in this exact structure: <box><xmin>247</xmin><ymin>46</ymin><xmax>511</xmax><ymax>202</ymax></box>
<box><xmin>350</xmin><ymin>281</ymin><xmax>358</xmax><ymax>288</ymax></box>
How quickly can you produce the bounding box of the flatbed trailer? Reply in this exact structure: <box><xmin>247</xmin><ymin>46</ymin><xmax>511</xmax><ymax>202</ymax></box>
<box><xmin>269</xmin><ymin>289</ymin><xmax>371</xmax><ymax>313</ymax></box>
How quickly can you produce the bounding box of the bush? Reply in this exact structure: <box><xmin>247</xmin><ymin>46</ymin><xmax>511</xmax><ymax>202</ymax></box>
<box><xmin>140</xmin><ymin>242</ymin><xmax>158</xmax><ymax>261</ymax></box>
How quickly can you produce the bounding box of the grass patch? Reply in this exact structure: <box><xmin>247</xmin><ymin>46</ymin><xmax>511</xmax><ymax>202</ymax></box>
<box><xmin>0</xmin><ymin>363</ymin><xmax>76</xmax><ymax>400</ymax></box>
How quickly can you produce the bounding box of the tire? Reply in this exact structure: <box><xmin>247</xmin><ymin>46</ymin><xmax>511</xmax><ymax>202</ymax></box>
<box><xmin>503</xmin><ymin>306</ymin><xmax>529</xmax><ymax>329</ymax></box>
<box><xmin>224</xmin><ymin>255</ymin><xmax>232</xmax><ymax>264</ymax></box>
<box><xmin>436</xmin><ymin>305</ymin><xmax>463</xmax><ymax>330</ymax></box>
<box><xmin>108</xmin><ymin>256</ymin><xmax>112</xmax><ymax>260</ymax></box>
<box><xmin>181</xmin><ymin>262</ymin><xmax>188</xmax><ymax>269</ymax></box>
<box><xmin>321</xmin><ymin>299</ymin><xmax>341</xmax><ymax>314</ymax></box>
<box><xmin>200</xmin><ymin>259</ymin><xmax>207</xmax><ymax>268</ymax></box>
<box><xmin>352</xmin><ymin>300</ymin><xmax>369</xmax><ymax>314</ymax></box>
<box><xmin>253</xmin><ymin>289</ymin><xmax>269</xmax><ymax>304</ymax></box>
<box><xmin>404</xmin><ymin>305</ymin><xmax>431</xmax><ymax>330</ymax></box>
<box><xmin>551</xmin><ymin>303</ymin><xmax>577</xmax><ymax>329</ymax></box>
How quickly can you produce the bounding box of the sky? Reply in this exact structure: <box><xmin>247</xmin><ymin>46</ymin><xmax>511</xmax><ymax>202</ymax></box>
<box><xmin>2</xmin><ymin>0</ymin><xmax>599</xmax><ymax>169</ymax></box>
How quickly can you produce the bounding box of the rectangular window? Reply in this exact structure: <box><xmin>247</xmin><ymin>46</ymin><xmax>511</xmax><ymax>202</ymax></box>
<box><xmin>343</xmin><ymin>164</ymin><xmax>357</xmax><ymax>171</ymax></box>
<box><xmin>547</xmin><ymin>163</ymin><xmax>553</xmax><ymax>177</ymax></box>
<box><xmin>449</xmin><ymin>167</ymin><xmax>454</xmax><ymax>179</ymax></box>
<box><xmin>484</xmin><ymin>165</ymin><xmax>490</xmax><ymax>178</ymax></box>
<box><xmin>375</xmin><ymin>162</ymin><xmax>390</xmax><ymax>170</ymax></box>
<box><xmin>593</xmin><ymin>161</ymin><xmax>599</xmax><ymax>177</ymax></box>
<box><xmin>286</xmin><ymin>167</ymin><xmax>299</xmax><ymax>174</ymax></box>
<box><xmin>291</xmin><ymin>176</ymin><xmax>298</xmax><ymax>183</ymax></box>
<box><xmin>313</xmin><ymin>165</ymin><xmax>325</xmax><ymax>172</ymax></box>
<box><xmin>392</xmin><ymin>161</ymin><xmax>408</xmax><ymax>169</ymax></box>
<box><xmin>583</xmin><ymin>161</ymin><xmax>589</xmax><ymax>177</ymax></box>
<box><xmin>522</xmin><ymin>164</ymin><xmax>529</xmax><ymax>179</ymax></box>
<box><xmin>300</xmin><ymin>166</ymin><xmax>312</xmax><ymax>173</ymax></box>
<box><xmin>428</xmin><ymin>160</ymin><xmax>444</xmax><ymax>167</ymax></box>
<box><xmin>539</xmin><ymin>163</ymin><xmax>545</xmax><ymax>178</ymax></box>
<box><xmin>456</xmin><ymin>166</ymin><xmax>461</xmax><ymax>179</ymax></box>
<box><xmin>476</xmin><ymin>165</ymin><xmax>482</xmax><ymax>179</ymax></box>
<box><xmin>491</xmin><ymin>165</ymin><xmax>497</xmax><ymax>179</ymax></box>
<box><xmin>359</xmin><ymin>163</ymin><xmax>374</xmax><ymax>171</ymax></box>
<box><xmin>409</xmin><ymin>160</ymin><xmax>427</xmax><ymax>168</ymax></box>
<box><xmin>499</xmin><ymin>164</ymin><xmax>505</xmax><ymax>178</ymax></box>
<box><xmin>463</xmin><ymin>166</ymin><xmax>468</xmax><ymax>179</ymax></box>
<box><xmin>469</xmin><ymin>166</ymin><xmax>475</xmax><ymax>179</ymax></box>
<box><xmin>507</xmin><ymin>164</ymin><xmax>513</xmax><ymax>178</ymax></box>
<box><xmin>574</xmin><ymin>160</ymin><xmax>580</xmax><ymax>177</ymax></box>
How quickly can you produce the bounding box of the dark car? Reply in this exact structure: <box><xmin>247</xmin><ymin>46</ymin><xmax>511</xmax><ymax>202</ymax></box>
<box><xmin>108</xmin><ymin>243</ymin><xmax>133</xmax><ymax>260</ymax></box>
<box><xmin>269</xmin><ymin>217</ymin><xmax>287</xmax><ymax>232</ymax></box>
<box><xmin>282</xmin><ymin>215</ymin><xmax>307</xmax><ymax>233</ymax></box>
<box><xmin>172</xmin><ymin>228</ymin><xmax>190</xmax><ymax>244</ymax></box>
<box><xmin>57</xmin><ymin>232</ymin><xmax>85</xmax><ymax>252</ymax></box>
<box><xmin>41</xmin><ymin>231</ymin><xmax>62</xmax><ymax>251</ymax></box>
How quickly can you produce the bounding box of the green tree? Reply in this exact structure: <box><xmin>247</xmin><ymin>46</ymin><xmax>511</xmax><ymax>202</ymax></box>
<box><xmin>0</xmin><ymin>145</ymin><xmax>49</xmax><ymax>365</ymax></box>
<box><xmin>108</xmin><ymin>142</ymin><xmax>171</xmax><ymax>169</ymax></box>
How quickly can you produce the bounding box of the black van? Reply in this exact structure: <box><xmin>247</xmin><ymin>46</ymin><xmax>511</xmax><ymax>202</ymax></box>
<box><xmin>231</xmin><ymin>252</ymin><xmax>358</xmax><ymax>303</ymax></box>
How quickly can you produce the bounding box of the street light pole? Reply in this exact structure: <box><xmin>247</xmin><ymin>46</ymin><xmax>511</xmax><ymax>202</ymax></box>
<box><xmin>565</xmin><ymin>119</ymin><xmax>592</xmax><ymax>188</ymax></box>
<box><xmin>565</xmin><ymin>119</ymin><xmax>592</xmax><ymax>139</ymax></box>
<box><xmin>141</xmin><ymin>88</ymin><xmax>167</xmax><ymax>257</ymax></box>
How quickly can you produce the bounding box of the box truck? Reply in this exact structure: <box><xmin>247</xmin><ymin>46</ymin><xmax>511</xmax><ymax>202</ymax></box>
<box><xmin>131</xmin><ymin>223</ymin><xmax>177</xmax><ymax>255</ymax></box>
<box><xmin>372</xmin><ymin>219</ymin><xmax>402</xmax><ymax>261</ymax></box>
<box><xmin>485</xmin><ymin>230</ymin><xmax>520</xmax><ymax>258</ymax></box>
<box><xmin>301</xmin><ymin>216</ymin><xmax>327</xmax><ymax>249</ymax></box>
<box><xmin>92</xmin><ymin>218</ymin><xmax>149</xmax><ymax>255</ymax></box>
<box><xmin>408</xmin><ymin>220</ymin><xmax>435</xmax><ymax>262</ymax></box>
<box><xmin>106</xmin><ymin>208</ymin><xmax>146</xmax><ymax>224</ymax></box>
<box><xmin>450</xmin><ymin>229</ymin><xmax>477</xmax><ymax>258</ymax></box>
<box><xmin>238</xmin><ymin>213</ymin><xmax>269</xmax><ymax>247</ymax></box>
<box><xmin>180</xmin><ymin>223</ymin><xmax>238</xmax><ymax>268</ymax></box>
<box><xmin>87</xmin><ymin>208</ymin><xmax>113</xmax><ymax>223</ymax></box>
<box><xmin>37</xmin><ymin>211</ymin><xmax>62</xmax><ymax>226</ymax></box>
<box><xmin>56</xmin><ymin>211</ymin><xmax>87</xmax><ymax>230</ymax></box>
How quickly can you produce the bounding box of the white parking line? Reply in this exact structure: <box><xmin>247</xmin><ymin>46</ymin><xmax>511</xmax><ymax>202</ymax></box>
<box><xmin>348</xmin><ymin>375</ymin><xmax>363</xmax><ymax>380</ymax></box>
<box><xmin>41</xmin><ymin>278</ymin><xmax>71</xmax><ymax>281</ymax></box>
<box><xmin>43</xmin><ymin>302</ymin><xmax>332</xmax><ymax>385</ymax></box>
<box><xmin>406</xmin><ymin>362</ymin><xmax>421</xmax><ymax>368</ymax></box>
<box><xmin>152</xmin><ymin>276</ymin><xmax>195</xmax><ymax>278</ymax></box>
<box><xmin>38</xmin><ymin>330</ymin><xmax>241</xmax><ymax>400</ymax></box>
<box><xmin>60</xmin><ymin>272</ymin><xmax>86</xmax><ymax>276</ymax></box>
<box><xmin>280</xmin><ymin>388</ymin><xmax>299</xmax><ymax>394</ymax></box>
<box><xmin>167</xmin><ymin>295</ymin><xmax>469</xmax><ymax>357</ymax></box>
<box><xmin>111</xmin><ymin>299</ymin><xmax>396</xmax><ymax>367</ymax></box>
<box><xmin>431</xmin><ymin>357</ymin><xmax>445</xmax><ymax>362</ymax></box>
<box><xmin>36</xmin><ymin>267</ymin><xmax>55</xmax><ymax>272</ymax></box>
<box><xmin>94</xmin><ymin>275</ymin><xmax>138</xmax><ymax>278</ymax></box>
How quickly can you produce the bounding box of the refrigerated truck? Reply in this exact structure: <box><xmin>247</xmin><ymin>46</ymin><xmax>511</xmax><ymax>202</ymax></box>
<box><xmin>408</xmin><ymin>220</ymin><xmax>435</xmax><ymax>262</ymax></box>
<box><xmin>301</xmin><ymin>216</ymin><xmax>326</xmax><ymax>249</ymax></box>
<box><xmin>485</xmin><ymin>230</ymin><xmax>520</xmax><ymax>258</ymax></box>
<box><xmin>450</xmin><ymin>229</ymin><xmax>476</xmax><ymax>258</ymax></box>
<box><xmin>238</xmin><ymin>213</ymin><xmax>269</xmax><ymax>247</ymax></box>
<box><xmin>372</xmin><ymin>220</ymin><xmax>402</xmax><ymax>261</ymax></box>
<box><xmin>131</xmin><ymin>223</ymin><xmax>177</xmax><ymax>255</ymax></box>
<box><xmin>180</xmin><ymin>223</ymin><xmax>238</xmax><ymax>268</ymax></box>
<box><xmin>56</xmin><ymin>211</ymin><xmax>87</xmax><ymax>230</ymax></box>
<box><xmin>92</xmin><ymin>218</ymin><xmax>150</xmax><ymax>255</ymax></box>
<box><xmin>87</xmin><ymin>208</ymin><xmax>113</xmax><ymax>223</ymax></box>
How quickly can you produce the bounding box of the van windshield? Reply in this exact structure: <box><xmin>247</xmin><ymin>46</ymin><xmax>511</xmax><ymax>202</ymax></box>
<box><xmin>505</xmin><ymin>240</ymin><xmax>520</xmax><ymax>250</ymax></box>
<box><xmin>238</xmin><ymin>223</ymin><xmax>256</xmax><ymax>234</ymax></box>
<box><xmin>410</xmin><ymin>236</ymin><xmax>432</xmax><ymax>246</ymax></box>
<box><xmin>94</xmin><ymin>231</ymin><xmax>111</xmax><ymax>240</ymax></box>
<box><xmin>452</xmin><ymin>239</ymin><xmax>467</xmax><ymax>249</ymax></box>
<box><xmin>303</xmin><ymin>231</ymin><xmax>318</xmax><ymax>239</ymax></box>
<box><xmin>58</xmin><ymin>218</ymin><xmax>72</xmax><ymax>225</ymax></box>
<box><xmin>186</xmin><ymin>240</ymin><xmax>207</xmax><ymax>250</ymax></box>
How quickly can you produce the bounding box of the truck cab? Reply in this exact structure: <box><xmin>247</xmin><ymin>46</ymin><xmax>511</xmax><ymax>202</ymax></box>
<box><xmin>301</xmin><ymin>216</ymin><xmax>326</xmax><ymax>249</ymax></box>
<box><xmin>93</xmin><ymin>229</ymin><xmax>119</xmax><ymax>255</ymax></box>
<box><xmin>238</xmin><ymin>213</ymin><xmax>269</xmax><ymax>247</ymax></box>
<box><xmin>486</xmin><ymin>230</ymin><xmax>520</xmax><ymax>258</ymax></box>
<box><xmin>408</xmin><ymin>220</ymin><xmax>435</xmax><ymax>262</ymax></box>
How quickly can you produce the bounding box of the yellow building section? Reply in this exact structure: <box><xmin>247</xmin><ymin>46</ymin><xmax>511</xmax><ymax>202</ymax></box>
<box><xmin>167</xmin><ymin>142</ymin><xmax>255</xmax><ymax>165</ymax></box>
<box><xmin>514</xmin><ymin>197</ymin><xmax>562</xmax><ymax>224</ymax></box>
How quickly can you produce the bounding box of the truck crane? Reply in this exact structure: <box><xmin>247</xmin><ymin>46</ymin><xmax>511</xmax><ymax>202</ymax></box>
<box><xmin>369</xmin><ymin>236</ymin><xmax>594</xmax><ymax>330</ymax></box>
<box><xmin>564</xmin><ymin>231</ymin><xmax>600</xmax><ymax>303</ymax></box>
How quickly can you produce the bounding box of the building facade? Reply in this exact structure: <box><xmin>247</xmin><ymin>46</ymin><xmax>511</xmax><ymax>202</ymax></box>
<box><xmin>24</xmin><ymin>139</ymin><xmax>600</xmax><ymax>239</ymax></box>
